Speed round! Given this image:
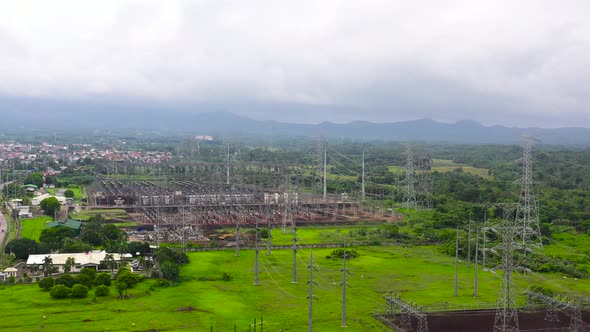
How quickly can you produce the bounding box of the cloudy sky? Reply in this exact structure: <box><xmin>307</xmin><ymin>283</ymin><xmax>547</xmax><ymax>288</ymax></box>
<box><xmin>0</xmin><ymin>0</ymin><xmax>589</xmax><ymax>127</ymax></box>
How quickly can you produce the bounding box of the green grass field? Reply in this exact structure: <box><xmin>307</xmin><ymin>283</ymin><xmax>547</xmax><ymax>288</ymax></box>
<box><xmin>388</xmin><ymin>159</ymin><xmax>491</xmax><ymax>179</ymax></box>
<box><xmin>431</xmin><ymin>159</ymin><xmax>491</xmax><ymax>179</ymax></box>
<box><xmin>0</xmin><ymin>245</ymin><xmax>588</xmax><ymax>331</ymax></box>
<box><xmin>70</xmin><ymin>209</ymin><xmax>130</xmax><ymax>222</ymax></box>
<box><xmin>20</xmin><ymin>216</ymin><xmax>53</xmax><ymax>241</ymax></box>
<box><xmin>47</xmin><ymin>187</ymin><xmax>85</xmax><ymax>200</ymax></box>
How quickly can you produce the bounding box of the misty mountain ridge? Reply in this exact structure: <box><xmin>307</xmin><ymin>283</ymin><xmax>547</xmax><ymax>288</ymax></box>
<box><xmin>0</xmin><ymin>99</ymin><xmax>588</xmax><ymax>145</ymax></box>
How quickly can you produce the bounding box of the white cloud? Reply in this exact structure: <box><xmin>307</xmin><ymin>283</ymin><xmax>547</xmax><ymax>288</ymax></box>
<box><xmin>0</xmin><ymin>0</ymin><xmax>589</xmax><ymax>126</ymax></box>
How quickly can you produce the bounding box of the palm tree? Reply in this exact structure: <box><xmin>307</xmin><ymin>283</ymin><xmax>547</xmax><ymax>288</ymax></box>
<box><xmin>104</xmin><ymin>253</ymin><xmax>116</xmax><ymax>273</ymax></box>
<box><xmin>64</xmin><ymin>257</ymin><xmax>75</xmax><ymax>273</ymax></box>
<box><xmin>42</xmin><ymin>256</ymin><xmax>54</xmax><ymax>277</ymax></box>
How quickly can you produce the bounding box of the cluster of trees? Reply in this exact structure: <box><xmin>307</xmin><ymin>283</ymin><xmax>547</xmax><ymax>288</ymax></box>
<box><xmin>40</xmin><ymin>267</ymin><xmax>113</xmax><ymax>299</ymax></box>
<box><xmin>154</xmin><ymin>247</ymin><xmax>189</xmax><ymax>282</ymax></box>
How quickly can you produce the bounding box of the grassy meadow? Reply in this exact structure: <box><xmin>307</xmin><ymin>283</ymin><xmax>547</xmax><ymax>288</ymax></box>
<box><xmin>0</xmin><ymin>245</ymin><xmax>588</xmax><ymax>331</ymax></box>
<box><xmin>20</xmin><ymin>216</ymin><xmax>53</xmax><ymax>241</ymax></box>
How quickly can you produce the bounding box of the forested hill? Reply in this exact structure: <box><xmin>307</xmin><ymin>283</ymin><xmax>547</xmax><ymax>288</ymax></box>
<box><xmin>0</xmin><ymin>97</ymin><xmax>589</xmax><ymax>145</ymax></box>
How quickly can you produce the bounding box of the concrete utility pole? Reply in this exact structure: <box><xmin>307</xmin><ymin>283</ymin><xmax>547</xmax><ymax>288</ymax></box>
<box><xmin>308</xmin><ymin>250</ymin><xmax>315</xmax><ymax>332</ymax></box>
<box><xmin>467</xmin><ymin>216</ymin><xmax>472</xmax><ymax>268</ymax></box>
<box><xmin>292</xmin><ymin>223</ymin><xmax>298</xmax><ymax>283</ymax></box>
<box><xmin>455</xmin><ymin>226</ymin><xmax>459</xmax><ymax>297</ymax></box>
<box><xmin>483</xmin><ymin>212</ymin><xmax>487</xmax><ymax>270</ymax></box>
<box><xmin>235</xmin><ymin>215</ymin><xmax>240</xmax><ymax>257</ymax></box>
<box><xmin>361</xmin><ymin>148</ymin><xmax>365</xmax><ymax>203</ymax></box>
<box><xmin>341</xmin><ymin>244</ymin><xmax>351</xmax><ymax>327</ymax></box>
<box><xmin>254</xmin><ymin>221</ymin><xmax>260</xmax><ymax>286</ymax></box>
<box><xmin>323</xmin><ymin>143</ymin><xmax>327</xmax><ymax>203</ymax></box>
<box><xmin>267</xmin><ymin>214</ymin><xmax>272</xmax><ymax>255</ymax></box>
<box><xmin>226</xmin><ymin>141</ymin><xmax>230</xmax><ymax>185</ymax></box>
<box><xmin>474</xmin><ymin>226</ymin><xmax>479</xmax><ymax>298</ymax></box>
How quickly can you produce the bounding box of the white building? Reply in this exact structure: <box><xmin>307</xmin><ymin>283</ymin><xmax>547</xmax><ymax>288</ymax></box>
<box><xmin>26</xmin><ymin>251</ymin><xmax>131</xmax><ymax>273</ymax></box>
<box><xmin>31</xmin><ymin>194</ymin><xmax>67</xmax><ymax>206</ymax></box>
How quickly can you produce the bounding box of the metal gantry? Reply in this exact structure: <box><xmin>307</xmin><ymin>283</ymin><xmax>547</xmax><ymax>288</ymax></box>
<box><xmin>385</xmin><ymin>293</ymin><xmax>429</xmax><ymax>332</ymax></box>
<box><xmin>526</xmin><ymin>292</ymin><xmax>585</xmax><ymax>331</ymax></box>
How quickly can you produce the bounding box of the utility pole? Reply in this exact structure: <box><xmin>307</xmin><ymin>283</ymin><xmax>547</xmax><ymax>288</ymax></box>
<box><xmin>235</xmin><ymin>215</ymin><xmax>240</xmax><ymax>257</ymax></box>
<box><xmin>341</xmin><ymin>244</ymin><xmax>350</xmax><ymax>327</ymax></box>
<box><xmin>483</xmin><ymin>212</ymin><xmax>487</xmax><ymax>270</ymax></box>
<box><xmin>474</xmin><ymin>226</ymin><xmax>479</xmax><ymax>298</ymax></box>
<box><xmin>226</xmin><ymin>141</ymin><xmax>230</xmax><ymax>185</ymax></box>
<box><xmin>323</xmin><ymin>142</ymin><xmax>327</xmax><ymax>203</ymax></box>
<box><xmin>467</xmin><ymin>215</ymin><xmax>472</xmax><ymax>268</ymax></box>
<box><xmin>361</xmin><ymin>148</ymin><xmax>365</xmax><ymax>203</ymax></box>
<box><xmin>254</xmin><ymin>220</ymin><xmax>259</xmax><ymax>286</ymax></box>
<box><xmin>308</xmin><ymin>250</ymin><xmax>315</xmax><ymax>332</ymax></box>
<box><xmin>292</xmin><ymin>223</ymin><xmax>298</xmax><ymax>283</ymax></box>
<box><xmin>267</xmin><ymin>213</ymin><xmax>272</xmax><ymax>255</ymax></box>
<box><xmin>455</xmin><ymin>226</ymin><xmax>459</xmax><ymax>297</ymax></box>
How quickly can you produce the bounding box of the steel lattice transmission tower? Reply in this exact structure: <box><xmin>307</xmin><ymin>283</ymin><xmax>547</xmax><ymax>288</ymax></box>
<box><xmin>416</xmin><ymin>150</ymin><xmax>433</xmax><ymax>210</ymax></box>
<box><xmin>517</xmin><ymin>136</ymin><xmax>542</xmax><ymax>247</ymax></box>
<box><xmin>493</xmin><ymin>204</ymin><xmax>521</xmax><ymax>332</ymax></box>
<box><xmin>403</xmin><ymin>145</ymin><xmax>417</xmax><ymax>209</ymax></box>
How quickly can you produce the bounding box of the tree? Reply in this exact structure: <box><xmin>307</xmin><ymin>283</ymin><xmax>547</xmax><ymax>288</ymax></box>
<box><xmin>71</xmin><ymin>284</ymin><xmax>89</xmax><ymax>298</ymax></box>
<box><xmin>42</xmin><ymin>256</ymin><xmax>54</xmax><ymax>277</ymax></box>
<box><xmin>64</xmin><ymin>189</ymin><xmax>75</xmax><ymax>198</ymax></box>
<box><xmin>55</xmin><ymin>274</ymin><xmax>76</xmax><ymax>288</ymax></box>
<box><xmin>4</xmin><ymin>238</ymin><xmax>39</xmax><ymax>259</ymax></box>
<box><xmin>94</xmin><ymin>272</ymin><xmax>112</xmax><ymax>286</ymax></box>
<box><xmin>49</xmin><ymin>285</ymin><xmax>71</xmax><ymax>299</ymax></box>
<box><xmin>75</xmin><ymin>274</ymin><xmax>94</xmax><ymax>289</ymax></box>
<box><xmin>160</xmin><ymin>261</ymin><xmax>180</xmax><ymax>282</ymax></box>
<box><xmin>115</xmin><ymin>280</ymin><xmax>128</xmax><ymax>299</ymax></box>
<box><xmin>38</xmin><ymin>277</ymin><xmax>54</xmax><ymax>291</ymax></box>
<box><xmin>40</xmin><ymin>227</ymin><xmax>77</xmax><ymax>250</ymax></box>
<box><xmin>103</xmin><ymin>253</ymin><xmax>116</xmax><ymax>273</ymax></box>
<box><xmin>40</xmin><ymin>197</ymin><xmax>61</xmax><ymax>216</ymax></box>
<box><xmin>94</xmin><ymin>285</ymin><xmax>110</xmax><ymax>297</ymax></box>
<box><xmin>24</xmin><ymin>172</ymin><xmax>43</xmax><ymax>187</ymax></box>
<box><xmin>64</xmin><ymin>257</ymin><xmax>75</xmax><ymax>274</ymax></box>
<box><xmin>80</xmin><ymin>222</ymin><xmax>103</xmax><ymax>246</ymax></box>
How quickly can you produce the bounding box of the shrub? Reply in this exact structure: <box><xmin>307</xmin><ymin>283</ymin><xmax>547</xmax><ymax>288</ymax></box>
<box><xmin>75</xmin><ymin>274</ymin><xmax>94</xmax><ymax>289</ymax></box>
<box><xmin>39</xmin><ymin>277</ymin><xmax>54</xmax><ymax>291</ymax></box>
<box><xmin>79</xmin><ymin>267</ymin><xmax>97</xmax><ymax>280</ymax></box>
<box><xmin>7</xmin><ymin>276</ymin><xmax>15</xmax><ymax>284</ymax></box>
<box><xmin>55</xmin><ymin>274</ymin><xmax>76</xmax><ymax>288</ymax></box>
<box><xmin>94</xmin><ymin>285</ymin><xmax>110</xmax><ymax>297</ymax></box>
<box><xmin>50</xmin><ymin>285</ymin><xmax>71</xmax><ymax>299</ymax></box>
<box><xmin>94</xmin><ymin>272</ymin><xmax>112</xmax><ymax>286</ymax></box>
<box><xmin>160</xmin><ymin>261</ymin><xmax>180</xmax><ymax>281</ymax></box>
<box><xmin>221</xmin><ymin>272</ymin><xmax>233</xmax><ymax>281</ymax></box>
<box><xmin>71</xmin><ymin>284</ymin><xmax>89</xmax><ymax>298</ymax></box>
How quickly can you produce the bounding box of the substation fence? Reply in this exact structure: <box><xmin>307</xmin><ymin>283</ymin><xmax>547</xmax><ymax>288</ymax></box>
<box><xmin>420</xmin><ymin>302</ymin><xmax>498</xmax><ymax>313</ymax></box>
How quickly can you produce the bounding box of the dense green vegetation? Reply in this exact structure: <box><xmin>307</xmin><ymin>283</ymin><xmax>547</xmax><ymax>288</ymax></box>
<box><xmin>0</xmin><ymin>246</ymin><xmax>588</xmax><ymax>331</ymax></box>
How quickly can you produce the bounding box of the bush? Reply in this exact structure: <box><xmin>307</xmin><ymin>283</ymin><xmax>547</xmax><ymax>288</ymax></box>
<box><xmin>39</xmin><ymin>277</ymin><xmax>54</xmax><ymax>291</ymax></box>
<box><xmin>79</xmin><ymin>267</ymin><xmax>97</xmax><ymax>280</ymax></box>
<box><xmin>71</xmin><ymin>284</ymin><xmax>89</xmax><ymax>298</ymax></box>
<box><xmin>55</xmin><ymin>274</ymin><xmax>76</xmax><ymax>288</ymax></box>
<box><xmin>75</xmin><ymin>274</ymin><xmax>94</xmax><ymax>289</ymax></box>
<box><xmin>94</xmin><ymin>285</ymin><xmax>110</xmax><ymax>297</ymax></box>
<box><xmin>160</xmin><ymin>261</ymin><xmax>180</xmax><ymax>281</ymax></box>
<box><xmin>50</xmin><ymin>285</ymin><xmax>71</xmax><ymax>299</ymax></box>
<box><xmin>94</xmin><ymin>272</ymin><xmax>112</xmax><ymax>286</ymax></box>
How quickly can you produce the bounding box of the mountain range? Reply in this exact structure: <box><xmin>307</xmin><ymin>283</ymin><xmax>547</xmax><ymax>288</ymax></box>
<box><xmin>0</xmin><ymin>97</ymin><xmax>588</xmax><ymax>145</ymax></box>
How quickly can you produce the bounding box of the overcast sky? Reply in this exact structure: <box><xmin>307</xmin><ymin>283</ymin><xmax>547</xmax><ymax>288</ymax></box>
<box><xmin>0</xmin><ymin>1</ymin><xmax>589</xmax><ymax>127</ymax></box>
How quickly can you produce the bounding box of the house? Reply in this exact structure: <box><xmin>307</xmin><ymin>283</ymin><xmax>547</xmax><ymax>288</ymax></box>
<box><xmin>3</xmin><ymin>267</ymin><xmax>18</xmax><ymax>278</ymax></box>
<box><xmin>26</xmin><ymin>251</ymin><xmax>129</xmax><ymax>274</ymax></box>
<box><xmin>15</xmin><ymin>206</ymin><xmax>32</xmax><ymax>219</ymax></box>
<box><xmin>45</xmin><ymin>218</ymin><xmax>82</xmax><ymax>235</ymax></box>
